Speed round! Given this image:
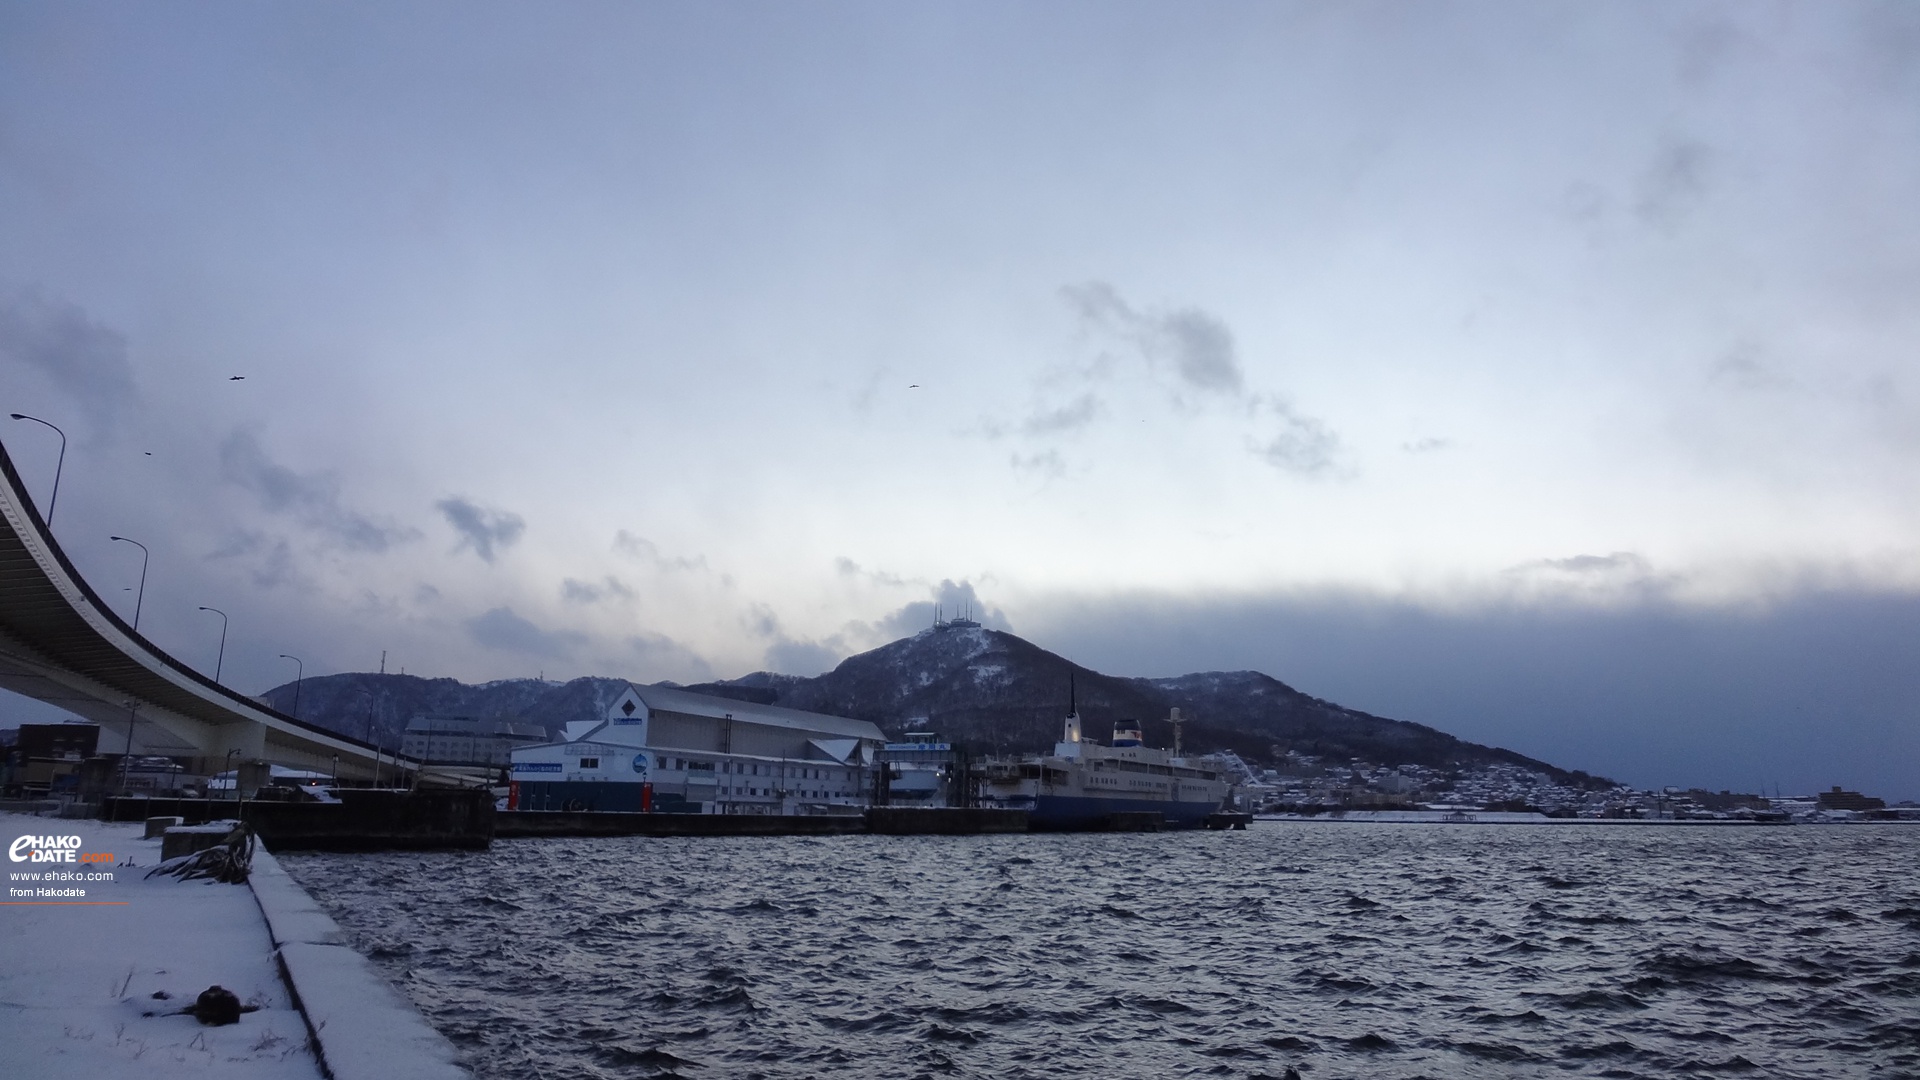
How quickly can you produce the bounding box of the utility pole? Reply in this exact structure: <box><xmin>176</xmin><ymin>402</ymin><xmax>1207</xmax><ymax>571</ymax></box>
<box><xmin>119</xmin><ymin>702</ymin><xmax>138</xmax><ymax>798</ymax></box>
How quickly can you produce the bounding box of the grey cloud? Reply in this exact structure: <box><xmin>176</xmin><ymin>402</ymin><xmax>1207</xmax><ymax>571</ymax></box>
<box><xmin>628</xmin><ymin>631</ymin><xmax>714</xmax><ymax>682</ymax></box>
<box><xmin>1635</xmin><ymin>137</ymin><xmax>1713</xmax><ymax>231</ymax></box>
<box><xmin>1503</xmin><ymin>552</ymin><xmax>1672</xmax><ymax>599</ymax></box>
<box><xmin>1018</xmin><ymin>587</ymin><xmax>1920</xmax><ymax>802</ymax></box>
<box><xmin>221</xmin><ymin>431</ymin><xmax>416</xmax><ymax>552</ymax></box>
<box><xmin>1675</xmin><ymin>18</ymin><xmax>1746</xmax><ymax>87</ymax></box>
<box><xmin>1022</xmin><ymin>393</ymin><xmax>1102</xmax><ymax>436</ymax></box>
<box><xmin>613</xmin><ymin>530</ymin><xmax>708</xmax><ymax>572</ymax></box>
<box><xmin>561</xmin><ymin>576</ymin><xmax>635</xmax><ymax>604</ymax></box>
<box><xmin>0</xmin><ymin>287</ymin><xmax>138</xmax><ymax>431</ymax></box>
<box><xmin>1062</xmin><ymin>280</ymin><xmax>1129</xmax><ymax>326</ymax></box>
<box><xmin>873</xmin><ymin>578</ymin><xmax>1014</xmax><ymax>640</ymax></box>
<box><xmin>1524</xmin><ymin>552</ymin><xmax>1653</xmax><ymax>576</ymax></box>
<box><xmin>743</xmin><ymin>606</ymin><xmax>859</xmax><ymax>680</ymax></box>
<box><xmin>1402</xmin><ymin>436</ymin><xmax>1452</xmax><ymax>453</ymax></box>
<box><xmin>465</xmin><ymin>606</ymin><xmax>585</xmax><ymax>659</ymax></box>
<box><xmin>437</xmin><ymin>497</ymin><xmax>525</xmax><ymax>563</ymax></box>
<box><xmin>1159</xmin><ymin>310</ymin><xmax>1243</xmax><ymax>395</ymax></box>
<box><xmin>1709</xmin><ymin>344</ymin><xmax>1793</xmax><ymax>392</ymax></box>
<box><xmin>745</xmin><ymin>603</ymin><xmax>783</xmax><ymax>639</ymax></box>
<box><xmin>764</xmin><ymin>637</ymin><xmax>845</xmax><ymax>677</ymax></box>
<box><xmin>1559</xmin><ymin>181</ymin><xmax>1609</xmax><ymax>225</ymax></box>
<box><xmin>1856</xmin><ymin>3</ymin><xmax>1920</xmax><ymax>94</ymax></box>
<box><xmin>1063</xmin><ymin>281</ymin><xmax>1245</xmax><ymax>397</ymax></box>
<box><xmin>835</xmin><ymin>557</ymin><xmax>908</xmax><ymax>587</ymax></box>
<box><xmin>1253</xmin><ymin>399</ymin><xmax>1345</xmax><ymax>477</ymax></box>
<box><xmin>1009</xmin><ymin>449</ymin><xmax>1066</xmax><ymax>478</ymax></box>
<box><xmin>850</xmin><ymin>367</ymin><xmax>892</xmax><ymax>415</ymax></box>
<box><xmin>206</xmin><ymin>529</ymin><xmax>309</xmax><ymax>591</ymax></box>
<box><xmin>247</xmin><ymin>540</ymin><xmax>301</xmax><ymax>590</ymax></box>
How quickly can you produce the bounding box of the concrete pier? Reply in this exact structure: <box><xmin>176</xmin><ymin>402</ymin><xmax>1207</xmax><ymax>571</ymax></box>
<box><xmin>0</xmin><ymin>812</ymin><xmax>469</xmax><ymax>1080</ymax></box>
<box><xmin>248</xmin><ymin>847</ymin><xmax>467</xmax><ymax>1080</ymax></box>
<box><xmin>103</xmin><ymin>790</ymin><xmax>495</xmax><ymax>852</ymax></box>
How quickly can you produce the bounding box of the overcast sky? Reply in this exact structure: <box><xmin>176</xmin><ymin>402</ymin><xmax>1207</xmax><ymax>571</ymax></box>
<box><xmin>2</xmin><ymin>2</ymin><xmax>1915</xmax><ymax>798</ymax></box>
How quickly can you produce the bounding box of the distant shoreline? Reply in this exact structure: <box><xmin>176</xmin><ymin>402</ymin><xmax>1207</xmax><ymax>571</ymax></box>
<box><xmin>1253</xmin><ymin>813</ymin><xmax>1919</xmax><ymax>827</ymax></box>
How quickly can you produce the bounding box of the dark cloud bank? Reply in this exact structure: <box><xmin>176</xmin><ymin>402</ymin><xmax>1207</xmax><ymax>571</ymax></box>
<box><xmin>438</xmin><ymin>497</ymin><xmax>525</xmax><ymax>562</ymax></box>
<box><xmin>1024</xmin><ymin>587</ymin><xmax>1920</xmax><ymax>802</ymax></box>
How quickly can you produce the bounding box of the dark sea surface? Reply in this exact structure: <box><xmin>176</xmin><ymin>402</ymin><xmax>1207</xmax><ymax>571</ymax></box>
<box><xmin>279</xmin><ymin>823</ymin><xmax>1920</xmax><ymax>1079</ymax></box>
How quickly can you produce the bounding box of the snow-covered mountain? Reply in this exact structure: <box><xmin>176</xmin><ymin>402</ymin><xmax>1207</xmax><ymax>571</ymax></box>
<box><xmin>267</xmin><ymin>624</ymin><xmax>1586</xmax><ymax>779</ymax></box>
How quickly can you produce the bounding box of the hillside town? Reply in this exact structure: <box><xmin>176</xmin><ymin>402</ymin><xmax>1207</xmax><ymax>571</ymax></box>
<box><xmin>1246</xmin><ymin>754</ymin><xmax>1920</xmax><ymax>823</ymax></box>
<box><xmin>6</xmin><ymin>717</ymin><xmax>1913</xmax><ymax>826</ymax></box>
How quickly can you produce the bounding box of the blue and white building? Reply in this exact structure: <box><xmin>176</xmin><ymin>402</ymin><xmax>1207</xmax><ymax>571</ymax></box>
<box><xmin>509</xmin><ymin>683</ymin><xmax>887</xmax><ymax>814</ymax></box>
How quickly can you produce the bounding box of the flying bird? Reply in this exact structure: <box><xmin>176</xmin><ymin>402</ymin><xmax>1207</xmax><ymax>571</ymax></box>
<box><xmin>228</xmin><ymin>375</ymin><xmax>245</xmax><ymax>381</ymax></box>
<box><xmin>908</xmin><ymin>384</ymin><xmax>920</xmax><ymax>388</ymax></box>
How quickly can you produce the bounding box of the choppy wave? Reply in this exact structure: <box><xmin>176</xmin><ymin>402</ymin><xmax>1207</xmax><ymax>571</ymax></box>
<box><xmin>281</xmin><ymin>823</ymin><xmax>1920</xmax><ymax>1079</ymax></box>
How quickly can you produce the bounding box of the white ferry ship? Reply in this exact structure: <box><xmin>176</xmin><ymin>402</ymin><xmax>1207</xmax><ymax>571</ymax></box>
<box><xmin>978</xmin><ymin>708</ymin><xmax>1236</xmax><ymax>829</ymax></box>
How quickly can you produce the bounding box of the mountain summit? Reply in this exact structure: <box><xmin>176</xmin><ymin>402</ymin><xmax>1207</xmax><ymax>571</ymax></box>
<box><xmin>267</xmin><ymin>624</ymin><xmax>1587</xmax><ymax>780</ymax></box>
<box><xmin>691</xmin><ymin>624</ymin><xmax>1575</xmax><ymax>778</ymax></box>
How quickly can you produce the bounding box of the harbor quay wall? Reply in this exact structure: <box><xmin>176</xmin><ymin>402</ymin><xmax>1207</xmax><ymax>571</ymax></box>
<box><xmin>104</xmin><ymin>789</ymin><xmax>496</xmax><ymax>851</ymax></box>
<box><xmin>497</xmin><ymin>806</ymin><xmax>1033</xmax><ymax>838</ymax></box>
<box><xmin>497</xmin><ymin>809</ymin><xmax>870</xmax><ymax>838</ymax></box>
<box><xmin>865</xmin><ymin>807</ymin><xmax>1029</xmax><ymax>834</ymax></box>
<box><xmin>248</xmin><ymin>844</ymin><xmax>471</xmax><ymax>1080</ymax></box>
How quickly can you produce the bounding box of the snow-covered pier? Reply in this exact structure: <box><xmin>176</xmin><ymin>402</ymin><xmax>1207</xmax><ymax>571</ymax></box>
<box><xmin>0</xmin><ymin>813</ymin><xmax>467</xmax><ymax>1080</ymax></box>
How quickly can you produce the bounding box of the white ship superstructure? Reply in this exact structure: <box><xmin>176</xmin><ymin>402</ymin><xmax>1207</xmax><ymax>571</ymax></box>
<box><xmin>979</xmin><ymin>708</ymin><xmax>1235</xmax><ymax>829</ymax></box>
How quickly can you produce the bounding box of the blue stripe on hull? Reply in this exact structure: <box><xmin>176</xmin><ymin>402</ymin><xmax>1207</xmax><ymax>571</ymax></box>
<box><xmin>1029</xmin><ymin>794</ymin><xmax>1219</xmax><ymax>830</ymax></box>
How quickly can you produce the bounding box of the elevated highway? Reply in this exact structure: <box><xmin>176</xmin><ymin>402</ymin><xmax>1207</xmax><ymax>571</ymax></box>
<box><xmin>0</xmin><ymin>438</ymin><xmax>419</xmax><ymax>784</ymax></box>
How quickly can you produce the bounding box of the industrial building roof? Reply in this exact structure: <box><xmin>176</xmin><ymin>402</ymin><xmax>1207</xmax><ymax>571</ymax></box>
<box><xmin>632</xmin><ymin>684</ymin><xmax>887</xmax><ymax>742</ymax></box>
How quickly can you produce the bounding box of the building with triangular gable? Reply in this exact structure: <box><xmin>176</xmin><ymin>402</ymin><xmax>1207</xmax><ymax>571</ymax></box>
<box><xmin>508</xmin><ymin>683</ymin><xmax>886</xmax><ymax>814</ymax></box>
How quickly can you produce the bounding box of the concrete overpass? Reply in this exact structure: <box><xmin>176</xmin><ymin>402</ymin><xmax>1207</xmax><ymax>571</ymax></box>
<box><xmin>0</xmin><ymin>438</ymin><xmax>419</xmax><ymax>785</ymax></box>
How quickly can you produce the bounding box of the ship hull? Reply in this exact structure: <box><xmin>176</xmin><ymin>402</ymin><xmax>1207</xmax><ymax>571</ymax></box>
<box><xmin>1020</xmin><ymin>794</ymin><xmax>1221</xmax><ymax>830</ymax></box>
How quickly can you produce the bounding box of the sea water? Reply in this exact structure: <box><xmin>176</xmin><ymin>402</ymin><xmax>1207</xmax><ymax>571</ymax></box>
<box><xmin>280</xmin><ymin>823</ymin><xmax>1920</xmax><ymax>1079</ymax></box>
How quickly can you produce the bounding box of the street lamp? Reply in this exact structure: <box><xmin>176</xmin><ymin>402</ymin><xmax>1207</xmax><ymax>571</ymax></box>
<box><xmin>7</xmin><ymin>413</ymin><xmax>65</xmax><ymax>526</ymax></box>
<box><xmin>354</xmin><ymin>689</ymin><xmax>376</xmax><ymax>741</ymax></box>
<box><xmin>197</xmin><ymin>606</ymin><xmax>228</xmax><ymax>684</ymax></box>
<box><xmin>354</xmin><ymin>689</ymin><xmax>378</xmax><ymax>787</ymax></box>
<box><xmin>118</xmin><ymin>702</ymin><xmax>138</xmax><ymax>799</ymax></box>
<box><xmin>279</xmin><ymin>654</ymin><xmax>303</xmax><ymax>718</ymax></box>
<box><xmin>108</xmin><ymin>536</ymin><xmax>149</xmax><ymax>630</ymax></box>
<box><xmin>223</xmin><ymin>748</ymin><xmax>241</xmax><ymax>815</ymax></box>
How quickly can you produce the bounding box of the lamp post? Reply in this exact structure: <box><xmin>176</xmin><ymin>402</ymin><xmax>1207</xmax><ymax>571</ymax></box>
<box><xmin>197</xmin><ymin>606</ymin><xmax>228</xmax><ymax>684</ymax></box>
<box><xmin>354</xmin><ymin>689</ymin><xmax>377</xmax><ymax>787</ymax></box>
<box><xmin>7</xmin><ymin>413</ymin><xmax>65</xmax><ymax>526</ymax></box>
<box><xmin>119</xmin><ymin>702</ymin><xmax>138</xmax><ymax>799</ymax></box>
<box><xmin>278</xmin><ymin>654</ymin><xmax>303</xmax><ymax>718</ymax></box>
<box><xmin>108</xmin><ymin>536</ymin><xmax>148</xmax><ymax>630</ymax></box>
<box><xmin>223</xmin><ymin>748</ymin><xmax>240</xmax><ymax>815</ymax></box>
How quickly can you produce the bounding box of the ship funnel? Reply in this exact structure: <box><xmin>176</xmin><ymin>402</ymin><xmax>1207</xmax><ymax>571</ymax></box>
<box><xmin>1064</xmin><ymin>669</ymin><xmax>1082</xmax><ymax>742</ymax></box>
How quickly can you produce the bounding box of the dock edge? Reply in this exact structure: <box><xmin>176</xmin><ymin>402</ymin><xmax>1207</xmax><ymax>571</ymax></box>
<box><xmin>248</xmin><ymin>846</ymin><xmax>470</xmax><ymax>1080</ymax></box>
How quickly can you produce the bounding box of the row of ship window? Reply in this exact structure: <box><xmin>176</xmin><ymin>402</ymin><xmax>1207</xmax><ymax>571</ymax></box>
<box><xmin>659</xmin><ymin>758</ymin><xmax>855</xmax><ymax>781</ymax></box>
<box><xmin>560</xmin><ymin>757</ymin><xmax>856</xmax><ymax>784</ymax></box>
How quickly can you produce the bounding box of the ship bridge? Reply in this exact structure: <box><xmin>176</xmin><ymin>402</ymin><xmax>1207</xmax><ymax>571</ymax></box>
<box><xmin>0</xmin><ymin>439</ymin><xmax>425</xmax><ymax>784</ymax></box>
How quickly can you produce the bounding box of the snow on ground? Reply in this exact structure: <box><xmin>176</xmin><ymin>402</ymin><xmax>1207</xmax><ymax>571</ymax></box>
<box><xmin>0</xmin><ymin>813</ymin><xmax>321</xmax><ymax>1080</ymax></box>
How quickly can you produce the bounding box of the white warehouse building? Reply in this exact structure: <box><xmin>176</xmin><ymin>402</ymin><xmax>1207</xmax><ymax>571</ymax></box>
<box><xmin>508</xmin><ymin>683</ymin><xmax>888</xmax><ymax>815</ymax></box>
